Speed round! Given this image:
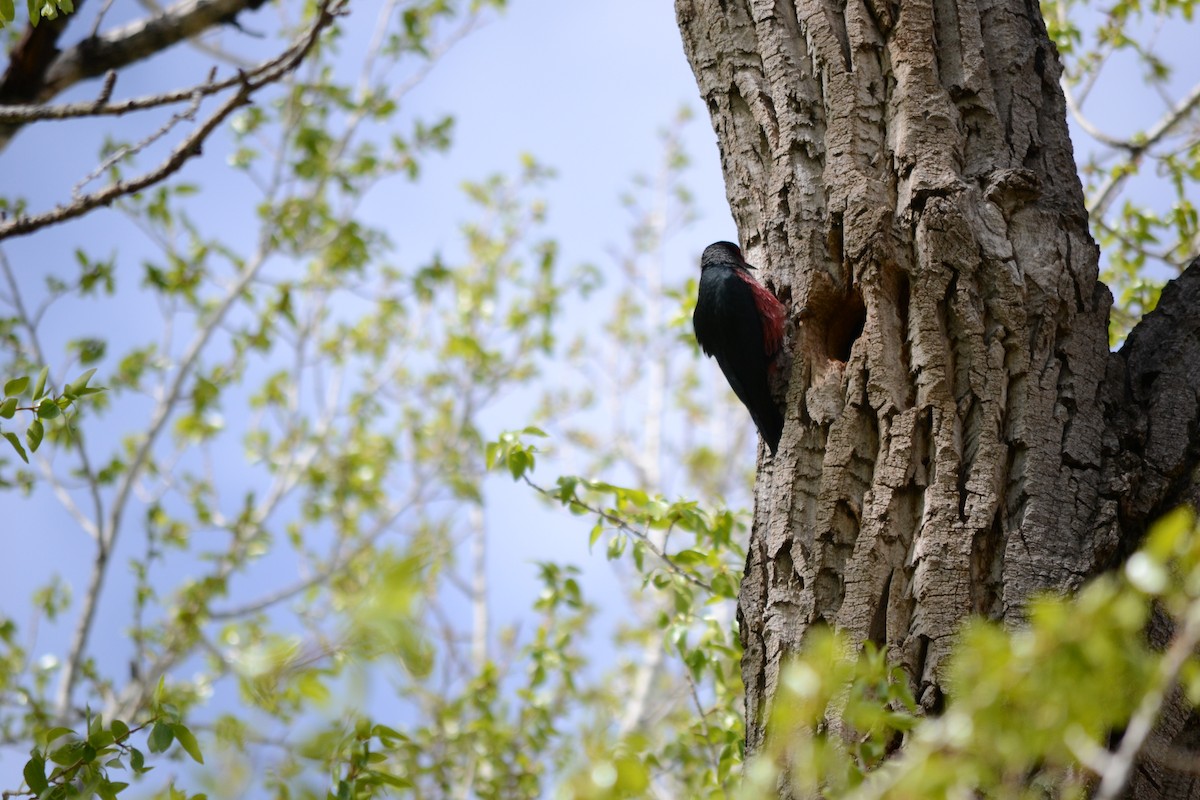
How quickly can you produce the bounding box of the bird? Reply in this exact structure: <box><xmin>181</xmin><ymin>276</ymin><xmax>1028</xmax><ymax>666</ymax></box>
<box><xmin>693</xmin><ymin>241</ymin><xmax>787</xmax><ymax>455</ymax></box>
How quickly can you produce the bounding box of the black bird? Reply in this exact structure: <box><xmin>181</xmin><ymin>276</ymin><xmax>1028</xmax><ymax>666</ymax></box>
<box><xmin>693</xmin><ymin>241</ymin><xmax>787</xmax><ymax>455</ymax></box>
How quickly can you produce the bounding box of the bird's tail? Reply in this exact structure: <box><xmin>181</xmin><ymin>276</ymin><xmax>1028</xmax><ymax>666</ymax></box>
<box><xmin>753</xmin><ymin>404</ymin><xmax>783</xmax><ymax>456</ymax></box>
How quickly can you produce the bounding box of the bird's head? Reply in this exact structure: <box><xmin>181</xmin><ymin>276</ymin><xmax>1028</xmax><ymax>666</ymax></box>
<box><xmin>700</xmin><ymin>241</ymin><xmax>752</xmax><ymax>271</ymax></box>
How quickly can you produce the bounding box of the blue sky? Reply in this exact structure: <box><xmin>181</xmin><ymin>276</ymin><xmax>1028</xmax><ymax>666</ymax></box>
<box><xmin>0</xmin><ymin>1</ymin><xmax>741</xmax><ymax>784</ymax></box>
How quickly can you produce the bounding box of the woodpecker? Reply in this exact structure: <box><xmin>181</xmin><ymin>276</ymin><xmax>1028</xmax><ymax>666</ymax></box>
<box><xmin>693</xmin><ymin>241</ymin><xmax>787</xmax><ymax>455</ymax></box>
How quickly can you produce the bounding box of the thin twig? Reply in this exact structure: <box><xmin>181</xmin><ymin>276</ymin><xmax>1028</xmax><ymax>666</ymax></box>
<box><xmin>72</xmin><ymin>69</ymin><xmax>212</xmax><ymax>198</ymax></box>
<box><xmin>0</xmin><ymin>0</ymin><xmax>345</xmax><ymax>242</ymax></box>
<box><xmin>1087</xmin><ymin>78</ymin><xmax>1200</xmax><ymax>221</ymax></box>
<box><xmin>683</xmin><ymin>666</ymin><xmax>724</xmax><ymax>785</ymax></box>
<box><xmin>1093</xmin><ymin>602</ymin><xmax>1200</xmax><ymax>800</ymax></box>
<box><xmin>522</xmin><ymin>475</ymin><xmax>713</xmax><ymax>593</ymax></box>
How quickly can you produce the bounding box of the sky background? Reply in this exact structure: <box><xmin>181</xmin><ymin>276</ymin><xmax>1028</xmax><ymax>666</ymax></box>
<box><xmin>0</xmin><ymin>2</ymin><xmax>742</xmax><ymax>783</ymax></box>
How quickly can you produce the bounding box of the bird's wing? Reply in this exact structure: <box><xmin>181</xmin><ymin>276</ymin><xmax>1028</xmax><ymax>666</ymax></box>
<box><xmin>735</xmin><ymin>270</ymin><xmax>787</xmax><ymax>357</ymax></box>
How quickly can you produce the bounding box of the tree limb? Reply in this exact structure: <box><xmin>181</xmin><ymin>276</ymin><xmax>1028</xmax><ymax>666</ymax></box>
<box><xmin>0</xmin><ymin>0</ymin><xmax>343</xmax><ymax>242</ymax></box>
<box><xmin>1086</xmin><ymin>80</ymin><xmax>1200</xmax><ymax>221</ymax></box>
<box><xmin>1</xmin><ymin>0</ymin><xmax>264</xmax><ymax>116</ymax></box>
<box><xmin>0</xmin><ymin>0</ymin><xmax>87</xmax><ymax>105</ymax></box>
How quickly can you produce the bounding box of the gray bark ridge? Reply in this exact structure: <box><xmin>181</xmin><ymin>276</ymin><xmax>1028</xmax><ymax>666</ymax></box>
<box><xmin>1108</xmin><ymin>259</ymin><xmax>1200</xmax><ymax>800</ymax></box>
<box><xmin>679</xmin><ymin>0</ymin><xmax>1200</xmax><ymax>789</ymax></box>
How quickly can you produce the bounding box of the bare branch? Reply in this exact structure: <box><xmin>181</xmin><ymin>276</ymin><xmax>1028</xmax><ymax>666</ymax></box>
<box><xmin>136</xmin><ymin>0</ymin><xmax>258</xmax><ymax>68</ymax></box>
<box><xmin>51</xmin><ymin>0</ymin><xmax>259</xmax><ymax>101</ymax></box>
<box><xmin>1087</xmin><ymin>78</ymin><xmax>1200</xmax><ymax>221</ymax></box>
<box><xmin>469</xmin><ymin>503</ymin><xmax>489</xmax><ymax>669</ymax></box>
<box><xmin>0</xmin><ymin>1</ymin><xmax>343</xmax><ymax>242</ymax></box>
<box><xmin>0</xmin><ymin>78</ymin><xmax>250</xmax><ymax>241</ymax></box>
<box><xmin>1093</xmin><ymin>602</ymin><xmax>1200</xmax><ymax>800</ymax></box>
<box><xmin>0</xmin><ymin>36</ymin><xmax>296</xmax><ymax>126</ymax></box>
<box><xmin>72</xmin><ymin>70</ymin><xmax>212</xmax><ymax>198</ymax></box>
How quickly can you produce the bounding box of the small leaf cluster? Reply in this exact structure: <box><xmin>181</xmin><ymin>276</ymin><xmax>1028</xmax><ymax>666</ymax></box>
<box><xmin>1</xmin><ymin>366</ymin><xmax>101</xmax><ymax>463</ymax></box>
<box><xmin>19</xmin><ymin>685</ymin><xmax>203</xmax><ymax>800</ymax></box>
<box><xmin>739</xmin><ymin>633</ymin><xmax>917</xmax><ymax>798</ymax></box>
<box><xmin>488</xmin><ymin>430</ymin><xmax>748</xmax><ymax>796</ymax></box>
<box><xmin>0</xmin><ymin>0</ymin><xmax>73</xmax><ymax>29</ymax></box>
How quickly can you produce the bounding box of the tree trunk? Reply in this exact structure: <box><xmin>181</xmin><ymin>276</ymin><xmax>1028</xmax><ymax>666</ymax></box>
<box><xmin>676</xmin><ymin>0</ymin><xmax>1200</xmax><ymax>795</ymax></box>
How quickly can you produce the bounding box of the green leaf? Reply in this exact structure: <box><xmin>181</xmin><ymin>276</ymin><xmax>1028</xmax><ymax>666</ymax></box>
<box><xmin>4</xmin><ymin>431</ymin><xmax>28</xmax><ymax>463</ymax></box>
<box><xmin>508</xmin><ymin>449</ymin><xmax>528</xmax><ymax>480</ymax></box>
<box><xmin>23</xmin><ymin>753</ymin><xmax>48</xmax><ymax>794</ymax></box>
<box><xmin>4</xmin><ymin>376</ymin><xmax>28</xmax><ymax>396</ymax></box>
<box><xmin>26</xmin><ymin>419</ymin><xmax>43</xmax><ymax>452</ymax></box>
<box><xmin>672</xmin><ymin>549</ymin><xmax>707</xmax><ymax>565</ymax></box>
<box><xmin>147</xmin><ymin>722</ymin><xmax>173</xmax><ymax>754</ymax></box>
<box><xmin>0</xmin><ymin>397</ymin><xmax>16</xmax><ymax>418</ymax></box>
<box><xmin>372</xmin><ymin>771</ymin><xmax>414</xmax><ymax>789</ymax></box>
<box><xmin>48</xmin><ymin>739</ymin><xmax>86</xmax><ymax>765</ymax></box>
<box><xmin>37</xmin><ymin>398</ymin><xmax>59</xmax><ymax>419</ymax></box>
<box><xmin>98</xmin><ymin>782</ymin><xmax>129</xmax><ymax>800</ymax></box>
<box><xmin>170</xmin><ymin>724</ymin><xmax>203</xmax><ymax>764</ymax></box>
<box><xmin>32</xmin><ymin>365</ymin><xmax>48</xmax><ymax>399</ymax></box>
<box><xmin>37</xmin><ymin>727</ymin><xmax>74</xmax><ymax>748</ymax></box>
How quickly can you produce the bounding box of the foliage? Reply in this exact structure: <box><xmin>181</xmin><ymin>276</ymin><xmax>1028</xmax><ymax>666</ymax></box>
<box><xmin>487</xmin><ymin>429</ymin><xmax>747</xmax><ymax>797</ymax></box>
<box><xmin>0</xmin><ymin>0</ymin><xmax>73</xmax><ymax>30</ymax></box>
<box><xmin>738</xmin><ymin>509</ymin><xmax>1200</xmax><ymax>800</ymax></box>
<box><xmin>1</xmin><ymin>3</ymin><xmax>747</xmax><ymax>798</ymax></box>
<box><xmin>1042</xmin><ymin>0</ymin><xmax>1200</xmax><ymax>342</ymax></box>
<box><xmin>0</xmin><ymin>366</ymin><xmax>101</xmax><ymax>467</ymax></box>
<box><xmin>18</xmin><ymin>680</ymin><xmax>204</xmax><ymax>800</ymax></box>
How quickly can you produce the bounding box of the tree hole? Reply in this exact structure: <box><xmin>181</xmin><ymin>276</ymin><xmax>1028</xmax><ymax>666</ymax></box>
<box><xmin>826</xmin><ymin>287</ymin><xmax>866</xmax><ymax>362</ymax></box>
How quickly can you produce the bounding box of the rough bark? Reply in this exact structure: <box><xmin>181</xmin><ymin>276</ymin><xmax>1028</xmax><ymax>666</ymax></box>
<box><xmin>1107</xmin><ymin>261</ymin><xmax>1200</xmax><ymax>800</ymax></box>
<box><xmin>677</xmin><ymin>0</ymin><xmax>1200</xmax><ymax>794</ymax></box>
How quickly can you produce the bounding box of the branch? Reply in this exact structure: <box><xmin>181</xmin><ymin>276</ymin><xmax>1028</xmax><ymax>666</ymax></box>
<box><xmin>0</xmin><ymin>0</ymin><xmax>344</xmax><ymax>242</ymax></box>
<box><xmin>1093</xmin><ymin>602</ymin><xmax>1200</xmax><ymax>800</ymax></box>
<box><xmin>521</xmin><ymin>475</ymin><xmax>714</xmax><ymax>593</ymax></box>
<box><xmin>0</xmin><ymin>0</ymin><xmax>269</xmax><ymax>148</ymax></box>
<box><xmin>0</xmin><ymin>0</ymin><xmax>85</xmax><ymax>105</ymax></box>
<box><xmin>0</xmin><ymin>75</ymin><xmax>248</xmax><ymax>241</ymax></box>
<box><xmin>48</xmin><ymin>0</ymin><xmax>258</xmax><ymax>101</ymax></box>
<box><xmin>0</xmin><ymin>15</ymin><xmax>306</xmax><ymax>127</ymax></box>
<box><xmin>1086</xmin><ymin>79</ymin><xmax>1200</xmax><ymax>221</ymax></box>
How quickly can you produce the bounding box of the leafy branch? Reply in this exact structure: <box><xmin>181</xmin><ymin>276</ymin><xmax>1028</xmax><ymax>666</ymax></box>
<box><xmin>0</xmin><ymin>366</ymin><xmax>102</xmax><ymax>464</ymax></box>
<box><xmin>486</xmin><ymin>429</ymin><xmax>745</xmax><ymax>596</ymax></box>
<box><xmin>7</xmin><ymin>679</ymin><xmax>204</xmax><ymax>800</ymax></box>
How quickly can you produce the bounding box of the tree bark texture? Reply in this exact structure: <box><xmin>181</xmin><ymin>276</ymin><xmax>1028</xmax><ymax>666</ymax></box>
<box><xmin>677</xmin><ymin>0</ymin><xmax>1200</xmax><ymax>795</ymax></box>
